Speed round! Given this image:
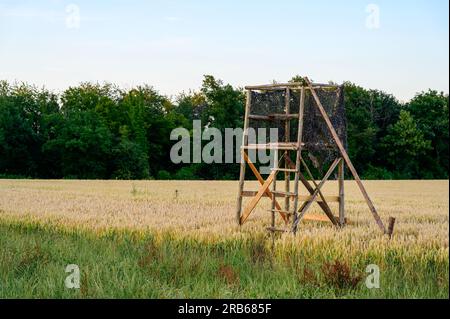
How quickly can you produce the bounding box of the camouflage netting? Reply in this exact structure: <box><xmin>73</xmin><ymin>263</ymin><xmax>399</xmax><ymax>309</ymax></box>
<box><xmin>249</xmin><ymin>86</ymin><xmax>347</xmax><ymax>169</ymax></box>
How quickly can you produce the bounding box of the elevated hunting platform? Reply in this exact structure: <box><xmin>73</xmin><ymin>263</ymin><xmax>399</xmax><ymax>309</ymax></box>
<box><xmin>236</xmin><ymin>78</ymin><xmax>395</xmax><ymax>236</ymax></box>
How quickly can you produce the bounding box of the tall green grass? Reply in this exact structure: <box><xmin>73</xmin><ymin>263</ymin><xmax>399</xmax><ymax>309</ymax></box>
<box><xmin>0</xmin><ymin>221</ymin><xmax>447</xmax><ymax>298</ymax></box>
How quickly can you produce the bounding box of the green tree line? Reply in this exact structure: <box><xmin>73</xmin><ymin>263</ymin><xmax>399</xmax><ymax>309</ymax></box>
<box><xmin>0</xmin><ymin>76</ymin><xmax>448</xmax><ymax>180</ymax></box>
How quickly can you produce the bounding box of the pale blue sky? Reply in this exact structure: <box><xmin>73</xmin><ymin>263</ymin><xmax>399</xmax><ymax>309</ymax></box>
<box><xmin>0</xmin><ymin>0</ymin><xmax>448</xmax><ymax>101</ymax></box>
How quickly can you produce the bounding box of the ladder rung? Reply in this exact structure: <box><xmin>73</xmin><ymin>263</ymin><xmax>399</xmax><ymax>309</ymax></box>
<box><xmin>271</xmin><ymin>191</ymin><xmax>297</xmax><ymax>196</ymax></box>
<box><xmin>243</xmin><ymin>143</ymin><xmax>302</xmax><ymax>150</ymax></box>
<box><xmin>242</xmin><ymin>190</ymin><xmax>296</xmax><ymax>198</ymax></box>
<box><xmin>271</xmin><ymin>168</ymin><xmax>297</xmax><ymax>172</ymax></box>
<box><xmin>266</xmin><ymin>227</ymin><xmax>288</xmax><ymax>233</ymax></box>
<box><xmin>249</xmin><ymin>114</ymin><xmax>299</xmax><ymax>121</ymax></box>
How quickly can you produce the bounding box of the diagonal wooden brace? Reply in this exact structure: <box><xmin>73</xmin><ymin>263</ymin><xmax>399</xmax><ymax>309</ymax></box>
<box><xmin>293</xmin><ymin>158</ymin><xmax>341</xmax><ymax>232</ymax></box>
<box><xmin>240</xmin><ymin>169</ymin><xmax>278</xmax><ymax>225</ymax></box>
<box><xmin>284</xmin><ymin>154</ymin><xmax>338</xmax><ymax>225</ymax></box>
<box><xmin>243</xmin><ymin>152</ymin><xmax>288</xmax><ymax>223</ymax></box>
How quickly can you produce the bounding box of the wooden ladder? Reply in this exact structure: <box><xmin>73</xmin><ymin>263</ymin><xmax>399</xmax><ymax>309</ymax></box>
<box><xmin>259</xmin><ymin>87</ymin><xmax>306</xmax><ymax>233</ymax></box>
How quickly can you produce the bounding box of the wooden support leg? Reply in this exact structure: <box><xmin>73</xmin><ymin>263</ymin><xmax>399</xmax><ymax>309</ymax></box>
<box><xmin>338</xmin><ymin>158</ymin><xmax>345</xmax><ymax>226</ymax></box>
<box><xmin>284</xmin><ymin>88</ymin><xmax>291</xmax><ymax>219</ymax></box>
<box><xmin>236</xmin><ymin>150</ymin><xmax>247</xmax><ymax>225</ymax></box>
<box><xmin>271</xmin><ymin>151</ymin><xmax>278</xmax><ymax>230</ymax></box>
<box><xmin>292</xmin><ymin>87</ymin><xmax>305</xmax><ymax>225</ymax></box>
<box><xmin>236</xmin><ymin>90</ymin><xmax>252</xmax><ymax>225</ymax></box>
<box><xmin>284</xmin><ymin>154</ymin><xmax>290</xmax><ymax>217</ymax></box>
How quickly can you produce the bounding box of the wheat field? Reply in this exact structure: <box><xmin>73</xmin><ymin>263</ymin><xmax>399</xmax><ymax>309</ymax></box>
<box><xmin>0</xmin><ymin>179</ymin><xmax>448</xmax><ymax>242</ymax></box>
<box><xmin>0</xmin><ymin>179</ymin><xmax>448</xmax><ymax>298</ymax></box>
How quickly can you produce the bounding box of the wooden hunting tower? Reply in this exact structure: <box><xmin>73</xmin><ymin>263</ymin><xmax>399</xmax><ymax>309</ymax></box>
<box><xmin>235</xmin><ymin>78</ymin><xmax>395</xmax><ymax>235</ymax></box>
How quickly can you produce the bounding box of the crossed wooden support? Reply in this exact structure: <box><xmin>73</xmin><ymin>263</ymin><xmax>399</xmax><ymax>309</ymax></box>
<box><xmin>239</xmin><ymin>152</ymin><xmax>290</xmax><ymax>225</ymax></box>
<box><xmin>239</xmin><ymin>151</ymin><xmax>342</xmax><ymax>228</ymax></box>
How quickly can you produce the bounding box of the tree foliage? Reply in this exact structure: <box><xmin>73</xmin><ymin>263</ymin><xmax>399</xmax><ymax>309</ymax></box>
<box><xmin>0</xmin><ymin>77</ymin><xmax>447</xmax><ymax>180</ymax></box>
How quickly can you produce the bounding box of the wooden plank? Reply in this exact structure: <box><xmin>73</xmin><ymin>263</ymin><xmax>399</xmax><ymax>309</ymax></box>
<box><xmin>291</xmin><ymin>87</ymin><xmax>305</xmax><ymax>227</ymax></box>
<box><xmin>269</xmin><ymin>209</ymin><xmax>293</xmax><ymax>214</ymax></box>
<box><xmin>236</xmin><ymin>90</ymin><xmax>252</xmax><ymax>224</ymax></box>
<box><xmin>243</xmin><ymin>152</ymin><xmax>288</xmax><ymax>223</ymax></box>
<box><xmin>271</xmin><ymin>150</ymin><xmax>278</xmax><ymax>230</ymax></box>
<box><xmin>243</xmin><ymin>143</ymin><xmax>300</xmax><ymax>150</ymax></box>
<box><xmin>300</xmin><ymin>195</ymin><xmax>339</xmax><ymax>202</ymax></box>
<box><xmin>284</xmin><ymin>88</ymin><xmax>291</xmax><ymax>218</ymax></box>
<box><xmin>303</xmin><ymin>214</ymin><xmax>337</xmax><ymax>223</ymax></box>
<box><xmin>240</xmin><ymin>170</ymin><xmax>277</xmax><ymax>225</ymax></box>
<box><xmin>244</xmin><ymin>83</ymin><xmax>338</xmax><ymax>90</ymax></box>
<box><xmin>271</xmin><ymin>191</ymin><xmax>296</xmax><ymax>196</ymax></box>
<box><xmin>305</xmin><ymin>78</ymin><xmax>387</xmax><ymax>233</ymax></box>
<box><xmin>241</xmin><ymin>191</ymin><xmax>339</xmax><ymax>202</ymax></box>
<box><xmin>293</xmin><ymin>158</ymin><xmax>341</xmax><ymax>232</ymax></box>
<box><xmin>338</xmin><ymin>158</ymin><xmax>345</xmax><ymax>226</ymax></box>
<box><xmin>272</xmin><ymin>168</ymin><xmax>297</xmax><ymax>173</ymax></box>
<box><xmin>248</xmin><ymin>114</ymin><xmax>299</xmax><ymax>120</ymax></box>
